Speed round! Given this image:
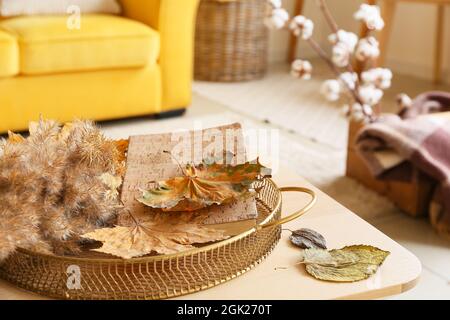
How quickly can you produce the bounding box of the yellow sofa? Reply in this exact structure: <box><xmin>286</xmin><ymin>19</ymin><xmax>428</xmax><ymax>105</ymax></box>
<box><xmin>0</xmin><ymin>0</ymin><xmax>199</xmax><ymax>133</ymax></box>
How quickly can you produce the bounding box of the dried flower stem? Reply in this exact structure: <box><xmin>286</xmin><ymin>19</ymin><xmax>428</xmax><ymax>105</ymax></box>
<box><xmin>316</xmin><ymin>0</ymin><xmax>339</xmax><ymax>33</ymax></box>
<box><xmin>313</xmin><ymin>0</ymin><xmax>374</xmax><ymax>120</ymax></box>
<box><xmin>306</xmin><ymin>38</ymin><xmax>368</xmax><ymax>115</ymax></box>
<box><xmin>316</xmin><ymin>0</ymin><xmax>365</xmax><ymax>82</ymax></box>
<box><xmin>280</xmin><ymin>0</ymin><xmax>376</xmax><ymax>121</ymax></box>
<box><xmin>374</xmin><ymin>103</ymin><xmax>382</xmax><ymax>116</ymax></box>
<box><xmin>307</xmin><ymin>38</ymin><xmax>339</xmax><ymax>75</ymax></box>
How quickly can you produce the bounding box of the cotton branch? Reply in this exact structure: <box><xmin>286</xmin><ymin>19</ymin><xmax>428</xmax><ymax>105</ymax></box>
<box><xmin>307</xmin><ymin>38</ymin><xmax>339</xmax><ymax>76</ymax></box>
<box><xmin>313</xmin><ymin>0</ymin><xmax>374</xmax><ymax>119</ymax></box>
<box><xmin>316</xmin><ymin>0</ymin><xmax>339</xmax><ymax>33</ymax></box>
<box><xmin>266</xmin><ymin>0</ymin><xmax>386</xmax><ymax>121</ymax></box>
<box><xmin>306</xmin><ymin>38</ymin><xmax>368</xmax><ymax>116</ymax></box>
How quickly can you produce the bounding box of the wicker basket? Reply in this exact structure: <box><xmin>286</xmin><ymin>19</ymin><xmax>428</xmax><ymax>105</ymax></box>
<box><xmin>194</xmin><ymin>0</ymin><xmax>269</xmax><ymax>82</ymax></box>
<box><xmin>0</xmin><ymin>180</ymin><xmax>316</xmax><ymax>300</ymax></box>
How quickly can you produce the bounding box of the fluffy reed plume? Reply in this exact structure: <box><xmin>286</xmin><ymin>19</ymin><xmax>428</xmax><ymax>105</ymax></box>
<box><xmin>0</xmin><ymin>118</ymin><xmax>125</xmax><ymax>260</ymax></box>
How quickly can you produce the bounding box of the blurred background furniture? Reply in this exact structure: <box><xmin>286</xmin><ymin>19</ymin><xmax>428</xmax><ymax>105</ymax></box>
<box><xmin>194</xmin><ymin>0</ymin><xmax>268</xmax><ymax>82</ymax></box>
<box><xmin>288</xmin><ymin>0</ymin><xmax>448</xmax><ymax>84</ymax></box>
<box><xmin>0</xmin><ymin>0</ymin><xmax>200</xmax><ymax>133</ymax></box>
<box><xmin>288</xmin><ymin>0</ymin><xmax>305</xmax><ymax>63</ymax></box>
<box><xmin>346</xmin><ymin>119</ymin><xmax>437</xmax><ymax>217</ymax></box>
<box><xmin>360</xmin><ymin>0</ymin><xmax>449</xmax><ymax>84</ymax></box>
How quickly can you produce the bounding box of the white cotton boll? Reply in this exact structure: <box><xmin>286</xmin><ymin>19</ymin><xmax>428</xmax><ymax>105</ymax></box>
<box><xmin>265</xmin><ymin>8</ymin><xmax>289</xmax><ymax>29</ymax></box>
<box><xmin>352</xmin><ymin>103</ymin><xmax>363</xmax><ymax>112</ymax></box>
<box><xmin>339</xmin><ymin>72</ymin><xmax>358</xmax><ymax>90</ymax></box>
<box><xmin>362</xmin><ymin>104</ymin><xmax>373</xmax><ymax>116</ymax></box>
<box><xmin>329</xmin><ymin>30</ymin><xmax>358</xmax><ymax>67</ymax></box>
<box><xmin>359</xmin><ymin>84</ymin><xmax>383</xmax><ymax>106</ymax></box>
<box><xmin>379</xmin><ymin>68</ymin><xmax>393</xmax><ymax>89</ymax></box>
<box><xmin>361</xmin><ymin>68</ymin><xmax>377</xmax><ymax>83</ymax></box>
<box><xmin>269</xmin><ymin>0</ymin><xmax>282</xmax><ymax>9</ymax></box>
<box><xmin>351</xmin><ymin>103</ymin><xmax>371</xmax><ymax>122</ymax></box>
<box><xmin>361</xmin><ymin>68</ymin><xmax>393</xmax><ymax>89</ymax></box>
<box><xmin>351</xmin><ymin>109</ymin><xmax>365</xmax><ymax>122</ymax></box>
<box><xmin>332</xmin><ymin>42</ymin><xmax>351</xmax><ymax>67</ymax></box>
<box><xmin>321</xmin><ymin>80</ymin><xmax>341</xmax><ymax>102</ymax></box>
<box><xmin>354</xmin><ymin>4</ymin><xmax>385</xmax><ymax>31</ymax></box>
<box><xmin>355</xmin><ymin>37</ymin><xmax>380</xmax><ymax>61</ymax></box>
<box><xmin>364</xmin><ymin>11</ymin><xmax>384</xmax><ymax>31</ymax></box>
<box><xmin>300</xmin><ymin>73</ymin><xmax>311</xmax><ymax>80</ymax></box>
<box><xmin>328</xmin><ymin>30</ymin><xmax>358</xmax><ymax>52</ymax></box>
<box><xmin>289</xmin><ymin>16</ymin><xmax>304</xmax><ymax>36</ymax></box>
<box><xmin>273</xmin><ymin>8</ymin><xmax>290</xmax><ymax>28</ymax></box>
<box><xmin>352</xmin><ymin>111</ymin><xmax>365</xmax><ymax>122</ymax></box>
<box><xmin>302</xmin><ymin>19</ymin><xmax>314</xmax><ymax>40</ymax></box>
<box><xmin>340</xmin><ymin>104</ymin><xmax>351</xmax><ymax>116</ymax></box>
<box><xmin>289</xmin><ymin>15</ymin><xmax>314</xmax><ymax>40</ymax></box>
<box><xmin>369</xmin><ymin>16</ymin><xmax>384</xmax><ymax>31</ymax></box>
<box><xmin>397</xmin><ymin>93</ymin><xmax>413</xmax><ymax>109</ymax></box>
<box><xmin>291</xmin><ymin>59</ymin><xmax>313</xmax><ymax>80</ymax></box>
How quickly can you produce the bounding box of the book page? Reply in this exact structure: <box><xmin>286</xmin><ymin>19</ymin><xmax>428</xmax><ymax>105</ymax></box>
<box><xmin>120</xmin><ymin>123</ymin><xmax>258</xmax><ymax>224</ymax></box>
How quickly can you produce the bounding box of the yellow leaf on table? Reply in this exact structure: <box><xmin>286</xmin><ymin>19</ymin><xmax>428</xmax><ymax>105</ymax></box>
<box><xmin>300</xmin><ymin>245</ymin><xmax>390</xmax><ymax>282</ymax></box>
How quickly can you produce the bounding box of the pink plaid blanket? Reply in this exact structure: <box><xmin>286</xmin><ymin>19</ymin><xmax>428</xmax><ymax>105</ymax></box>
<box><xmin>356</xmin><ymin>92</ymin><xmax>450</xmax><ymax>236</ymax></box>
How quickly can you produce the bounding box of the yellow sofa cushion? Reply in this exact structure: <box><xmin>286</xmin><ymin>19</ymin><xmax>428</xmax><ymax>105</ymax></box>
<box><xmin>0</xmin><ymin>64</ymin><xmax>162</xmax><ymax>133</ymax></box>
<box><xmin>0</xmin><ymin>29</ymin><xmax>19</xmax><ymax>77</ymax></box>
<box><xmin>0</xmin><ymin>14</ymin><xmax>159</xmax><ymax>75</ymax></box>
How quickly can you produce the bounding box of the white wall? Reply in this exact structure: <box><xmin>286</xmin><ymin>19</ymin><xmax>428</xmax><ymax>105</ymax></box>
<box><xmin>268</xmin><ymin>0</ymin><xmax>450</xmax><ymax>84</ymax></box>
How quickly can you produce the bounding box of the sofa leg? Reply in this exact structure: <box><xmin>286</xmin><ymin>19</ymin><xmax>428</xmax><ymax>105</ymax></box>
<box><xmin>154</xmin><ymin>108</ymin><xmax>186</xmax><ymax>119</ymax></box>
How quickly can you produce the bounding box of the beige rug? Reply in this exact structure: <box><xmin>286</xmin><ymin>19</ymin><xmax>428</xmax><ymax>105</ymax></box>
<box><xmin>193</xmin><ymin>63</ymin><xmax>349</xmax><ymax>149</ymax></box>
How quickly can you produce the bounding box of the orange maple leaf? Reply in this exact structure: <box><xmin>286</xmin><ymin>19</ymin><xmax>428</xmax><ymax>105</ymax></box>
<box><xmin>137</xmin><ymin>153</ymin><xmax>271</xmax><ymax>212</ymax></box>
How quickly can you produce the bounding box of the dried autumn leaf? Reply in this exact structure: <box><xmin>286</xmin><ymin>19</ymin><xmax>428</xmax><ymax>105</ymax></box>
<box><xmin>137</xmin><ymin>156</ymin><xmax>271</xmax><ymax>212</ymax></box>
<box><xmin>81</xmin><ymin>212</ymin><xmax>228</xmax><ymax>259</ymax></box>
<box><xmin>300</xmin><ymin>245</ymin><xmax>390</xmax><ymax>282</ymax></box>
<box><xmin>290</xmin><ymin>228</ymin><xmax>327</xmax><ymax>249</ymax></box>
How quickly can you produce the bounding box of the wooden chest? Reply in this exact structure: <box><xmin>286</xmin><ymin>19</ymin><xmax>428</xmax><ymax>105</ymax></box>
<box><xmin>346</xmin><ymin>120</ymin><xmax>436</xmax><ymax>217</ymax></box>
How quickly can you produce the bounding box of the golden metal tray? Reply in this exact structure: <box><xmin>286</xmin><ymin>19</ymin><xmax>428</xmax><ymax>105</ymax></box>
<box><xmin>0</xmin><ymin>179</ymin><xmax>316</xmax><ymax>300</ymax></box>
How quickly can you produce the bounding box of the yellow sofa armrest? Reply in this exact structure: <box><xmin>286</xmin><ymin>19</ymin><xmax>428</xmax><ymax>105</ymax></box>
<box><xmin>120</xmin><ymin>0</ymin><xmax>200</xmax><ymax>110</ymax></box>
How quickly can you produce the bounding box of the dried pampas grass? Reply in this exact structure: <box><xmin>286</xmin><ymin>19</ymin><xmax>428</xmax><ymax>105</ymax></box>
<box><xmin>0</xmin><ymin>118</ymin><xmax>125</xmax><ymax>260</ymax></box>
